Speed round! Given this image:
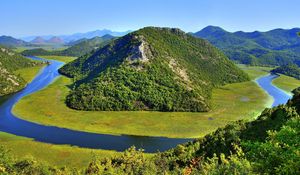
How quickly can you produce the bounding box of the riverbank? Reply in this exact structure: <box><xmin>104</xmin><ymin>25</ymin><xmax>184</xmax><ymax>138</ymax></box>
<box><xmin>0</xmin><ymin>131</ymin><xmax>119</xmax><ymax>168</ymax></box>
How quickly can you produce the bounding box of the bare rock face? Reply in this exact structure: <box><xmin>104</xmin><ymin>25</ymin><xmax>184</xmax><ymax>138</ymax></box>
<box><xmin>126</xmin><ymin>35</ymin><xmax>152</xmax><ymax>63</ymax></box>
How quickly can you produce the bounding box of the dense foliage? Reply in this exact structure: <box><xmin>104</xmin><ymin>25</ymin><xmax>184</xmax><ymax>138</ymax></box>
<box><xmin>22</xmin><ymin>35</ymin><xmax>115</xmax><ymax>57</ymax></box>
<box><xmin>0</xmin><ymin>46</ymin><xmax>39</xmax><ymax>96</ymax></box>
<box><xmin>194</xmin><ymin>26</ymin><xmax>300</xmax><ymax>66</ymax></box>
<box><xmin>1</xmin><ymin>87</ymin><xmax>300</xmax><ymax>174</ymax></box>
<box><xmin>271</xmin><ymin>64</ymin><xmax>300</xmax><ymax>79</ymax></box>
<box><xmin>59</xmin><ymin>27</ymin><xmax>249</xmax><ymax>112</ymax></box>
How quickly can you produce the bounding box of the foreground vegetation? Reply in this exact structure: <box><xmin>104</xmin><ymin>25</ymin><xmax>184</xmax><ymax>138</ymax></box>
<box><xmin>0</xmin><ymin>132</ymin><xmax>119</xmax><ymax>169</ymax></box>
<box><xmin>3</xmin><ymin>87</ymin><xmax>300</xmax><ymax>174</ymax></box>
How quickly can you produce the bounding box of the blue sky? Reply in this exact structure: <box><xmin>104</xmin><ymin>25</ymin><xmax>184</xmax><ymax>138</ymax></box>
<box><xmin>1</xmin><ymin>0</ymin><xmax>299</xmax><ymax>37</ymax></box>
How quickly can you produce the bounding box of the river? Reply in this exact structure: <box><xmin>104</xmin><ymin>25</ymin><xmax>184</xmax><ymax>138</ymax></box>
<box><xmin>0</xmin><ymin>57</ymin><xmax>293</xmax><ymax>152</ymax></box>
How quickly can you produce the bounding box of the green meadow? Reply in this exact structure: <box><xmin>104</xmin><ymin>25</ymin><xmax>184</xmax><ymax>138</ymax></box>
<box><xmin>237</xmin><ymin>64</ymin><xmax>273</xmax><ymax>80</ymax></box>
<box><xmin>272</xmin><ymin>74</ymin><xmax>300</xmax><ymax>95</ymax></box>
<box><xmin>15</xmin><ymin>64</ymin><xmax>45</xmax><ymax>82</ymax></box>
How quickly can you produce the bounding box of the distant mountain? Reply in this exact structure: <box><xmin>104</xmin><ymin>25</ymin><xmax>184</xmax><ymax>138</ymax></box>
<box><xmin>47</xmin><ymin>36</ymin><xmax>64</xmax><ymax>44</ymax></box>
<box><xmin>22</xmin><ymin>35</ymin><xmax>115</xmax><ymax>57</ymax></box>
<box><xmin>60</xmin><ymin>29</ymin><xmax>131</xmax><ymax>42</ymax></box>
<box><xmin>194</xmin><ymin>26</ymin><xmax>300</xmax><ymax>66</ymax></box>
<box><xmin>21</xmin><ymin>29</ymin><xmax>131</xmax><ymax>43</ymax></box>
<box><xmin>30</xmin><ymin>36</ymin><xmax>46</xmax><ymax>44</ymax></box>
<box><xmin>0</xmin><ymin>36</ymin><xmax>29</xmax><ymax>47</ymax></box>
<box><xmin>59</xmin><ymin>27</ymin><xmax>249</xmax><ymax>112</ymax></box>
<box><xmin>30</xmin><ymin>36</ymin><xmax>64</xmax><ymax>44</ymax></box>
<box><xmin>0</xmin><ymin>46</ymin><xmax>38</xmax><ymax>95</ymax></box>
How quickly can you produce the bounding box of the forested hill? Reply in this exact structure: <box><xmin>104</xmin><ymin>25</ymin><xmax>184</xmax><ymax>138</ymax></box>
<box><xmin>0</xmin><ymin>46</ymin><xmax>38</xmax><ymax>96</ymax></box>
<box><xmin>59</xmin><ymin>35</ymin><xmax>115</xmax><ymax>56</ymax></box>
<box><xmin>59</xmin><ymin>27</ymin><xmax>249</xmax><ymax>112</ymax></box>
<box><xmin>271</xmin><ymin>64</ymin><xmax>300</xmax><ymax>79</ymax></box>
<box><xmin>21</xmin><ymin>35</ymin><xmax>115</xmax><ymax>57</ymax></box>
<box><xmin>194</xmin><ymin>26</ymin><xmax>300</xmax><ymax>66</ymax></box>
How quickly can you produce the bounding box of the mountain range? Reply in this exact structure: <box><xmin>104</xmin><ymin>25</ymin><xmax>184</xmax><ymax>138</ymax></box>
<box><xmin>194</xmin><ymin>26</ymin><xmax>300</xmax><ymax>66</ymax></box>
<box><xmin>21</xmin><ymin>29</ymin><xmax>131</xmax><ymax>43</ymax></box>
<box><xmin>22</xmin><ymin>34</ymin><xmax>116</xmax><ymax>57</ymax></box>
<box><xmin>59</xmin><ymin>27</ymin><xmax>249</xmax><ymax>112</ymax></box>
<box><xmin>0</xmin><ymin>36</ymin><xmax>30</xmax><ymax>47</ymax></box>
<box><xmin>30</xmin><ymin>36</ymin><xmax>64</xmax><ymax>44</ymax></box>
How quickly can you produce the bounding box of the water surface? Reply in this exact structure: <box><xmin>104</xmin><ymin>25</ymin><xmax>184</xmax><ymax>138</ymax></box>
<box><xmin>256</xmin><ymin>74</ymin><xmax>292</xmax><ymax>107</ymax></box>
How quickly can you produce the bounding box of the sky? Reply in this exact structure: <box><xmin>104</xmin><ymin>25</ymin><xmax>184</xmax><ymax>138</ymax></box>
<box><xmin>1</xmin><ymin>0</ymin><xmax>299</xmax><ymax>37</ymax></box>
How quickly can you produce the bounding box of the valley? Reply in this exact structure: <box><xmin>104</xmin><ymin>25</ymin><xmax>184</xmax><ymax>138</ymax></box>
<box><xmin>0</xmin><ymin>2</ymin><xmax>299</xmax><ymax>172</ymax></box>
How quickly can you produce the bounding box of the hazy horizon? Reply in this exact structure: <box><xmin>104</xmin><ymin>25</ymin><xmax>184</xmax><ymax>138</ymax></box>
<box><xmin>2</xmin><ymin>0</ymin><xmax>300</xmax><ymax>37</ymax></box>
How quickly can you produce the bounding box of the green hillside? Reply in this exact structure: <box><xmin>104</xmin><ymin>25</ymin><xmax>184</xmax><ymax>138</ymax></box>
<box><xmin>194</xmin><ymin>26</ymin><xmax>300</xmax><ymax>66</ymax></box>
<box><xmin>271</xmin><ymin>64</ymin><xmax>300</xmax><ymax>80</ymax></box>
<box><xmin>59</xmin><ymin>35</ymin><xmax>115</xmax><ymax>56</ymax></box>
<box><xmin>0</xmin><ymin>46</ymin><xmax>38</xmax><ymax>96</ymax></box>
<box><xmin>59</xmin><ymin>27</ymin><xmax>249</xmax><ymax>112</ymax></box>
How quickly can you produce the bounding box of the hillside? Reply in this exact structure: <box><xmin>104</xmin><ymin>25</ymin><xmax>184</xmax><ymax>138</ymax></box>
<box><xmin>0</xmin><ymin>35</ymin><xmax>29</xmax><ymax>47</ymax></box>
<box><xmin>271</xmin><ymin>64</ymin><xmax>300</xmax><ymax>79</ymax></box>
<box><xmin>0</xmin><ymin>46</ymin><xmax>38</xmax><ymax>96</ymax></box>
<box><xmin>59</xmin><ymin>35</ymin><xmax>115</xmax><ymax>56</ymax></box>
<box><xmin>59</xmin><ymin>27</ymin><xmax>249</xmax><ymax>112</ymax></box>
<box><xmin>194</xmin><ymin>26</ymin><xmax>300</xmax><ymax>66</ymax></box>
<box><xmin>22</xmin><ymin>35</ymin><xmax>115</xmax><ymax>57</ymax></box>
